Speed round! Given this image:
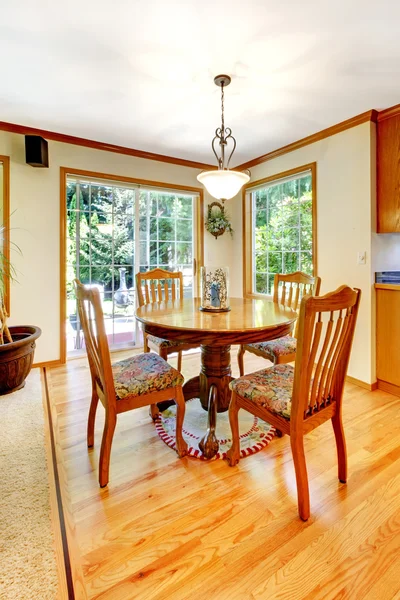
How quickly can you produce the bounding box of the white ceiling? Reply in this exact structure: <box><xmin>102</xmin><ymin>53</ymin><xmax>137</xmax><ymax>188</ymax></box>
<box><xmin>1</xmin><ymin>0</ymin><xmax>400</xmax><ymax>166</ymax></box>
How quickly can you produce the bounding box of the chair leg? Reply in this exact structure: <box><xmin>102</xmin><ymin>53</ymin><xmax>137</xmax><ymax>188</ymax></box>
<box><xmin>290</xmin><ymin>433</ymin><xmax>310</xmax><ymax>521</ymax></box>
<box><xmin>143</xmin><ymin>334</ymin><xmax>150</xmax><ymax>353</ymax></box>
<box><xmin>174</xmin><ymin>387</ymin><xmax>188</xmax><ymax>458</ymax></box>
<box><xmin>99</xmin><ymin>410</ymin><xmax>117</xmax><ymax>488</ymax></box>
<box><xmin>159</xmin><ymin>347</ymin><xmax>168</xmax><ymax>361</ymax></box>
<box><xmin>87</xmin><ymin>386</ymin><xmax>99</xmax><ymax>448</ymax></box>
<box><xmin>237</xmin><ymin>345</ymin><xmax>245</xmax><ymax>377</ymax></box>
<box><xmin>155</xmin><ymin>348</ymin><xmax>177</xmax><ymax>412</ymax></box>
<box><xmin>332</xmin><ymin>412</ymin><xmax>347</xmax><ymax>484</ymax></box>
<box><xmin>177</xmin><ymin>350</ymin><xmax>182</xmax><ymax>373</ymax></box>
<box><xmin>149</xmin><ymin>404</ymin><xmax>160</xmax><ymax>421</ymax></box>
<box><xmin>226</xmin><ymin>392</ymin><xmax>241</xmax><ymax>466</ymax></box>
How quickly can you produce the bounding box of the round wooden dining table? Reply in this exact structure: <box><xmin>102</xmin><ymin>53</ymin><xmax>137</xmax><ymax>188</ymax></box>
<box><xmin>136</xmin><ymin>297</ymin><xmax>297</xmax><ymax>459</ymax></box>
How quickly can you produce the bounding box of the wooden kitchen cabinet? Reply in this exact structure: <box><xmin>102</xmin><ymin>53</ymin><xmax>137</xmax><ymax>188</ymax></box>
<box><xmin>377</xmin><ymin>111</ymin><xmax>400</xmax><ymax>232</ymax></box>
<box><xmin>376</xmin><ymin>284</ymin><xmax>400</xmax><ymax>396</ymax></box>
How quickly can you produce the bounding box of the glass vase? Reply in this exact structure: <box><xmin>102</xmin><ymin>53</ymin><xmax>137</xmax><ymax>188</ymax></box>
<box><xmin>200</xmin><ymin>266</ymin><xmax>230</xmax><ymax>312</ymax></box>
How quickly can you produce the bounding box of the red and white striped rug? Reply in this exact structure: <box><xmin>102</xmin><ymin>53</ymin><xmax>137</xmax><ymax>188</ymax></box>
<box><xmin>155</xmin><ymin>399</ymin><xmax>276</xmax><ymax>461</ymax></box>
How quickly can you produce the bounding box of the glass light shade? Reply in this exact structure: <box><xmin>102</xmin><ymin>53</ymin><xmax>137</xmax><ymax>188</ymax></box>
<box><xmin>197</xmin><ymin>169</ymin><xmax>250</xmax><ymax>200</ymax></box>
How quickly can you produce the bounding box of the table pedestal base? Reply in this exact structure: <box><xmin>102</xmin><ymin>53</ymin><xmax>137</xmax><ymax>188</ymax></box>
<box><xmin>198</xmin><ymin>384</ymin><xmax>219</xmax><ymax>459</ymax></box>
<box><xmin>182</xmin><ymin>344</ymin><xmax>233</xmax><ymax>459</ymax></box>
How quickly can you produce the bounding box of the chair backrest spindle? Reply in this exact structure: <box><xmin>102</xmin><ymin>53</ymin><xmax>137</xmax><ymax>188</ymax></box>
<box><xmin>136</xmin><ymin>268</ymin><xmax>184</xmax><ymax>307</ymax></box>
<box><xmin>291</xmin><ymin>286</ymin><xmax>361</xmax><ymax>423</ymax></box>
<box><xmin>273</xmin><ymin>271</ymin><xmax>321</xmax><ymax>337</ymax></box>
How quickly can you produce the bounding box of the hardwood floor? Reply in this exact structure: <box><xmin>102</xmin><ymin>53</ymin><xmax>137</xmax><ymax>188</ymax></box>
<box><xmin>45</xmin><ymin>348</ymin><xmax>400</xmax><ymax>600</ymax></box>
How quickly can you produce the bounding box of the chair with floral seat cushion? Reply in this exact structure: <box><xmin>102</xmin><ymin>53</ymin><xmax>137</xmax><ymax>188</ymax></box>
<box><xmin>228</xmin><ymin>285</ymin><xmax>361</xmax><ymax>521</ymax></box>
<box><xmin>74</xmin><ymin>278</ymin><xmax>188</xmax><ymax>488</ymax></box>
<box><xmin>136</xmin><ymin>268</ymin><xmax>199</xmax><ymax>416</ymax></box>
<box><xmin>238</xmin><ymin>271</ymin><xmax>321</xmax><ymax>376</ymax></box>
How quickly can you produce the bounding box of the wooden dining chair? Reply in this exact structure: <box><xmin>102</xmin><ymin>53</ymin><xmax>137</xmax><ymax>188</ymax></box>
<box><xmin>227</xmin><ymin>285</ymin><xmax>361</xmax><ymax>520</ymax></box>
<box><xmin>74</xmin><ymin>278</ymin><xmax>188</xmax><ymax>488</ymax></box>
<box><xmin>136</xmin><ymin>268</ymin><xmax>199</xmax><ymax>374</ymax></box>
<box><xmin>238</xmin><ymin>271</ymin><xmax>321</xmax><ymax>376</ymax></box>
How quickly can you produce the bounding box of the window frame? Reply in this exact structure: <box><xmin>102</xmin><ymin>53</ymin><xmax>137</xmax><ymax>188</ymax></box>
<box><xmin>242</xmin><ymin>162</ymin><xmax>317</xmax><ymax>298</ymax></box>
<box><xmin>60</xmin><ymin>167</ymin><xmax>204</xmax><ymax>363</ymax></box>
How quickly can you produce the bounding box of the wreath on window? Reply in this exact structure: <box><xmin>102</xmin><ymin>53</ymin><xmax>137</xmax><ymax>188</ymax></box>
<box><xmin>205</xmin><ymin>202</ymin><xmax>233</xmax><ymax>240</ymax></box>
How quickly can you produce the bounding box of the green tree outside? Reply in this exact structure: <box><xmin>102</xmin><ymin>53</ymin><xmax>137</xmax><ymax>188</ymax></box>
<box><xmin>254</xmin><ymin>174</ymin><xmax>313</xmax><ymax>295</ymax></box>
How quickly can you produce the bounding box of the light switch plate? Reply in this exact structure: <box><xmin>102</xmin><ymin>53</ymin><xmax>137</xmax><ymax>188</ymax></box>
<box><xmin>357</xmin><ymin>251</ymin><xmax>367</xmax><ymax>265</ymax></box>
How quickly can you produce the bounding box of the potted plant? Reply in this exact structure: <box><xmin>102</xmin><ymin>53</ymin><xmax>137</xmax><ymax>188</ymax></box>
<box><xmin>0</xmin><ymin>224</ymin><xmax>41</xmax><ymax>395</ymax></box>
<box><xmin>205</xmin><ymin>202</ymin><xmax>233</xmax><ymax>240</ymax></box>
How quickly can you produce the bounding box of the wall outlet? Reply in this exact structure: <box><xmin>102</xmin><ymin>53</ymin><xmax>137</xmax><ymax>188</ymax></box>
<box><xmin>357</xmin><ymin>251</ymin><xmax>367</xmax><ymax>265</ymax></box>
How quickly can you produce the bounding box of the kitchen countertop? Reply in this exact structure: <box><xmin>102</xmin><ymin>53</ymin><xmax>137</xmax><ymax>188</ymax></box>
<box><xmin>375</xmin><ymin>283</ymin><xmax>400</xmax><ymax>290</ymax></box>
<box><xmin>375</xmin><ymin>271</ymin><xmax>400</xmax><ymax>289</ymax></box>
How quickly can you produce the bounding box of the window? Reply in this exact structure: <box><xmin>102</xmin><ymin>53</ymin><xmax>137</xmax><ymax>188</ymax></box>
<box><xmin>244</xmin><ymin>164</ymin><xmax>316</xmax><ymax>296</ymax></box>
<box><xmin>139</xmin><ymin>189</ymin><xmax>195</xmax><ymax>296</ymax></box>
<box><xmin>65</xmin><ymin>172</ymin><xmax>202</xmax><ymax>356</ymax></box>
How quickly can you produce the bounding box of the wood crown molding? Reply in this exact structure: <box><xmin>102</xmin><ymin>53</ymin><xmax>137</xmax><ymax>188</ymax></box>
<box><xmin>236</xmin><ymin>109</ymin><xmax>378</xmax><ymax>170</ymax></box>
<box><xmin>376</xmin><ymin>103</ymin><xmax>400</xmax><ymax>122</ymax></box>
<box><xmin>1</xmin><ymin>103</ymin><xmax>399</xmax><ymax>174</ymax></box>
<box><xmin>0</xmin><ymin>121</ymin><xmax>213</xmax><ymax>171</ymax></box>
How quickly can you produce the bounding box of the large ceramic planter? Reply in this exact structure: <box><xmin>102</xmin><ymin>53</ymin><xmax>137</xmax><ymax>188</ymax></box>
<box><xmin>0</xmin><ymin>326</ymin><xmax>42</xmax><ymax>395</ymax></box>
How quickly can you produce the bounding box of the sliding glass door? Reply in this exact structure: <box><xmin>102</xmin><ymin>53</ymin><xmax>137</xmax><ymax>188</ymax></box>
<box><xmin>66</xmin><ymin>176</ymin><xmax>199</xmax><ymax>355</ymax></box>
<box><xmin>139</xmin><ymin>190</ymin><xmax>195</xmax><ymax>298</ymax></box>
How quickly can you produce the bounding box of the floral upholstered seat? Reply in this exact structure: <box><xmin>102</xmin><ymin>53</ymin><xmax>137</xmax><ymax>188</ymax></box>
<box><xmin>147</xmin><ymin>334</ymin><xmax>181</xmax><ymax>349</ymax></box>
<box><xmin>112</xmin><ymin>353</ymin><xmax>184</xmax><ymax>400</ymax></box>
<box><xmin>229</xmin><ymin>364</ymin><xmax>294</xmax><ymax>419</ymax></box>
<box><xmin>247</xmin><ymin>335</ymin><xmax>297</xmax><ymax>359</ymax></box>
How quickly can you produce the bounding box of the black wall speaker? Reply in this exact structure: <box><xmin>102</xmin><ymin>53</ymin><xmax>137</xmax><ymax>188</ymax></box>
<box><xmin>25</xmin><ymin>135</ymin><xmax>49</xmax><ymax>167</ymax></box>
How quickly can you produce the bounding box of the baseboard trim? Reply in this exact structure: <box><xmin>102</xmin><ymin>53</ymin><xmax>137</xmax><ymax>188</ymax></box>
<box><xmin>33</xmin><ymin>359</ymin><xmax>63</xmax><ymax>369</ymax></box>
<box><xmin>345</xmin><ymin>375</ymin><xmax>377</xmax><ymax>391</ymax></box>
<box><xmin>376</xmin><ymin>379</ymin><xmax>400</xmax><ymax>398</ymax></box>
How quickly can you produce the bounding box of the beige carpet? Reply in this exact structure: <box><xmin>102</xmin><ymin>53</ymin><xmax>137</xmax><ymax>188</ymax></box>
<box><xmin>0</xmin><ymin>369</ymin><xmax>59</xmax><ymax>600</ymax></box>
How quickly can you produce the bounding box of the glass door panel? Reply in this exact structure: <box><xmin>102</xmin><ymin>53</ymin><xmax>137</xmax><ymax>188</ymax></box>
<box><xmin>138</xmin><ymin>190</ymin><xmax>196</xmax><ymax>298</ymax></box>
<box><xmin>66</xmin><ymin>180</ymin><xmax>198</xmax><ymax>356</ymax></box>
<box><xmin>66</xmin><ymin>179</ymin><xmax>136</xmax><ymax>354</ymax></box>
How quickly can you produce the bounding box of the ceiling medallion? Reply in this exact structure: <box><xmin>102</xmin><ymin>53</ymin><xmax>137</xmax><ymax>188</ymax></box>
<box><xmin>197</xmin><ymin>74</ymin><xmax>250</xmax><ymax>201</ymax></box>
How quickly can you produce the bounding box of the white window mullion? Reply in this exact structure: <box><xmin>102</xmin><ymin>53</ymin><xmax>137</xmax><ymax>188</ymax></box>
<box><xmin>134</xmin><ymin>188</ymin><xmax>142</xmax><ymax>346</ymax></box>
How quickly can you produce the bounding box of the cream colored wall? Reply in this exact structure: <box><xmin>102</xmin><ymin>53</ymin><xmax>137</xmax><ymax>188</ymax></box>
<box><xmin>202</xmin><ymin>191</ymin><xmax>242</xmax><ymax>298</ymax></box>
<box><xmin>0</xmin><ymin>131</ymin><xmax>237</xmax><ymax>363</ymax></box>
<box><xmin>234</xmin><ymin>122</ymin><xmax>376</xmax><ymax>384</ymax></box>
<box><xmin>0</xmin><ymin>123</ymin><xmax>377</xmax><ymax>382</ymax></box>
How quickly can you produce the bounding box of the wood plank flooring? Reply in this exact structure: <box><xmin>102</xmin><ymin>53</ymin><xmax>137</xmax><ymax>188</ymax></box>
<box><xmin>45</xmin><ymin>348</ymin><xmax>400</xmax><ymax>600</ymax></box>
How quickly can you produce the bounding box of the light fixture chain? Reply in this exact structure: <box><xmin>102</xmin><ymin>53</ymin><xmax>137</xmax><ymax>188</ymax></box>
<box><xmin>221</xmin><ymin>83</ymin><xmax>225</xmax><ymax>134</ymax></box>
<box><xmin>197</xmin><ymin>74</ymin><xmax>250</xmax><ymax>201</ymax></box>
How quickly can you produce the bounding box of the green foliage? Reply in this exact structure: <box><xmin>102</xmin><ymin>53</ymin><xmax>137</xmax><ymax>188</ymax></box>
<box><xmin>67</xmin><ymin>183</ymin><xmax>135</xmax><ymax>295</ymax></box>
<box><xmin>0</xmin><ymin>221</ymin><xmax>20</xmax><ymax>298</ymax></box>
<box><xmin>254</xmin><ymin>175</ymin><xmax>313</xmax><ymax>295</ymax></box>
<box><xmin>205</xmin><ymin>206</ymin><xmax>233</xmax><ymax>238</ymax></box>
<box><xmin>66</xmin><ymin>183</ymin><xmax>194</xmax><ymax>306</ymax></box>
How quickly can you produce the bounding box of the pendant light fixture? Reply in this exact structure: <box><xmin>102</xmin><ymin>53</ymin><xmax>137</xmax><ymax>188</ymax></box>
<box><xmin>197</xmin><ymin>74</ymin><xmax>250</xmax><ymax>201</ymax></box>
